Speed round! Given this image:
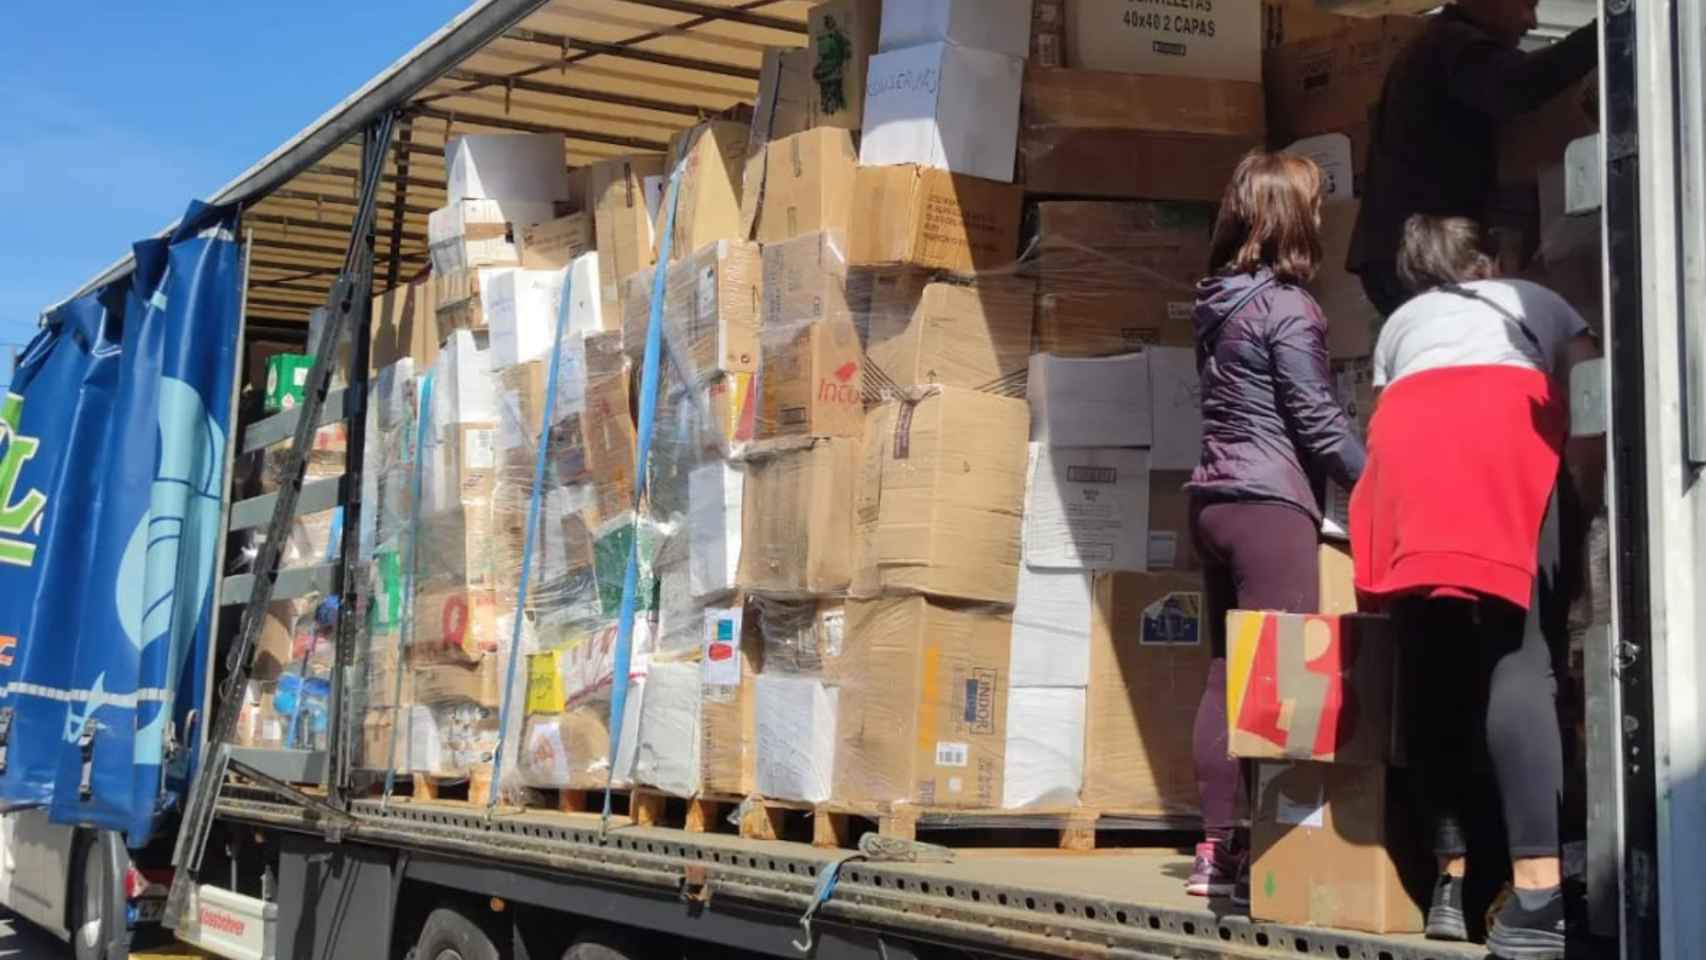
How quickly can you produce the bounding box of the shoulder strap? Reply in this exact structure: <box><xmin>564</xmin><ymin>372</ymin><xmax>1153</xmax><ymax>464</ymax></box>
<box><xmin>1441</xmin><ymin>283</ymin><xmax>1543</xmax><ymax>352</ymax></box>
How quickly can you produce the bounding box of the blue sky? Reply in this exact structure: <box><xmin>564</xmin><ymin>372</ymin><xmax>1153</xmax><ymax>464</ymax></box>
<box><xmin>0</xmin><ymin>0</ymin><xmax>469</xmax><ymax>386</ymax></box>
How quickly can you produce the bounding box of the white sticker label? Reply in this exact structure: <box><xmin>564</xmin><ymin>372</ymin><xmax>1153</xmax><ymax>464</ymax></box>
<box><xmin>947</xmin><ymin>776</ymin><xmax>963</xmax><ymax>794</ymax></box>
<box><xmin>464</xmin><ymin>428</ymin><xmax>496</xmax><ymax>470</ymax></box>
<box><xmin>1147</xmin><ymin>531</ymin><xmax>1179</xmax><ymax>570</ymax></box>
<box><xmin>935</xmin><ymin>741</ymin><xmax>970</xmax><ymax>768</ymax></box>
<box><xmin>701</xmin><ymin>607</ymin><xmax>744</xmax><ymax>687</ymax></box>
<box><xmin>819</xmin><ymin>609</ymin><xmax>845</xmax><ymax>658</ymax></box>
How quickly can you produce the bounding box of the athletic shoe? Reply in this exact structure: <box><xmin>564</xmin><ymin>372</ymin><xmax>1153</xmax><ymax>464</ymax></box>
<box><xmin>1487</xmin><ymin>886</ymin><xmax>1567</xmax><ymax>960</ymax></box>
<box><xmin>1425</xmin><ymin>874</ymin><xmax>1468</xmax><ymax>941</ymax></box>
<box><xmin>1186</xmin><ymin>841</ymin><xmax>1242</xmax><ymax>898</ymax></box>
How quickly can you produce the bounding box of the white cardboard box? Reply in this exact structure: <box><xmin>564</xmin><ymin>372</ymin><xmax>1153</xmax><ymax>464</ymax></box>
<box><xmin>428</xmin><ymin>199</ymin><xmax>560</xmax><ymax>275</ymax></box>
<box><xmin>633</xmin><ymin>660</ymin><xmax>704</xmax><ymax>797</ymax></box>
<box><xmin>688</xmin><ymin>461</ymin><xmax>744</xmax><ymax>601</ymax></box>
<box><xmin>446</xmin><ymin>133</ymin><xmax>571</xmax><ymax>205</ymax></box>
<box><xmin>1010</xmin><ymin>565</ymin><xmax>1093</xmax><ymax>687</ymax></box>
<box><xmin>859</xmin><ymin>42</ymin><xmax>1024</xmax><ymax>184</ymax></box>
<box><xmin>1065</xmin><ymin>0</ymin><xmax>1263</xmax><ymax>83</ymax></box>
<box><xmin>1024</xmin><ymin>444</ymin><xmax>1151</xmax><ymax>571</ymax></box>
<box><xmin>432</xmin><ymin>330</ymin><xmax>496</xmax><ymax>436</ymax></box>
<box><xmin>566</xmin><ymin>251</ymin><xmax>605</xmax><ymax>334</ymax></box>
<box><xmin>1027</xmin><ymin>352</ymin><xmax>1153</xmax><ymax>448</ymax></box>
<box><xmin>756</xmin><ymin>674</ymin><xmax>838</xmax><ymax>803</ymax></box>
<box><xmin>879</xmin><ymin>0</ymin><xmax>1036</xmax><ymax>59</ymax></box>
<box><xmin>487</xmin><ymin>269</ymin><xmax>568</xmax><ymax>370</ymax></box>
<box><xmin>1001</xmin><ymin>686</ymin><xmax>1087</xmax><ymax>809</ymax></box>
<box><xmin>1145</xmin><ymin>346</ymin><xmax>1203</xmax><ymax>472</ymax></box>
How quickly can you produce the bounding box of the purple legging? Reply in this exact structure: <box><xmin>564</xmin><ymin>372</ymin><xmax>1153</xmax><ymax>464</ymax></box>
<box><xmin>1189</xmin><ymin>499</ymin><xmax>1322</xmax><ymax>842</ymax></box>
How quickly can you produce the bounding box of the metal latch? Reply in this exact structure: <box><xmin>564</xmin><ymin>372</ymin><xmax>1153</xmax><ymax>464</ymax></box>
<box><xmin>0</xmin><ymin>708</ymin><xmax>13</xmax><ymax>773</ymax></box>
<box><xmin>77</xmin><ymin>718</ymin><xmax>99</xmax><ymax>801</ymax></box>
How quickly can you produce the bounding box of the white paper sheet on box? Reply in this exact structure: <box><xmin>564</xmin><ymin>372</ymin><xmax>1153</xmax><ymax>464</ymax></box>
<box><xmin>488</xmin><ymin>269</ymin><xmax>568</xmax><ymax>369</ymax></box>
<box><xmin>859</xmin><ymin>42</ymin><xmax>1024</xmax><ymax>183</ymax></box>
<box><xmin>1023</xmin><ymin>444</ymin><xmax>1151</xmax><ymax>571</ymax></box>
<box><xmin>756</xmin><ymin>674</ymin><xmax>838</xmax><ymax>803</ymax></box>
<box><xmin>1002</xmin><ymin>687</ymin><xmax>1086</xmax><ymax>810</ymax></box>
<box><xmin>1145</xmin><ymin>346</ymin><xmax>1203</xmax><ymax>472</ymax></box>
<box><xmin>1010</xmin><ymin>565</ymin><xmax>1093</xmax><ymax>687</ymax></box>
<box><xmin>688</xmin><ymin>461</ymin><xmax>744</xmax><ymax>600</ymax></box>
<box><xmin>633</xmin><ymin>661</ymin><xmax>704</xmax><ymax>797</ymax></box>
<box><xmin>1027</xmin><ymin>352</ymin><xmax>1152</xmax><ymax>447</ymax></box>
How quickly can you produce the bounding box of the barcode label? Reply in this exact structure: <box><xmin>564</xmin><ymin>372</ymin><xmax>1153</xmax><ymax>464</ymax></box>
<box><xmin>464</xmin><ymin>429</ymin><xmax>495</xmax><ymax>470</ymax></box>
<box><xmin>935</xmin><ymin>741</ymin><xmax>970</xmax><ymax>768</ymax></box>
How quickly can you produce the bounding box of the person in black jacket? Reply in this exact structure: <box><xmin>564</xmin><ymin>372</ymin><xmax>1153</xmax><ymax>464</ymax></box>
<box><xmin>1184</xmin><ymin>152</ymin><xmax>1366</xmax><ymax>903</ymax></box>
<box><xmin>1348</xmin><ymin>0</ymin><xmax>1598</xmax><ymax>316</ymax></box>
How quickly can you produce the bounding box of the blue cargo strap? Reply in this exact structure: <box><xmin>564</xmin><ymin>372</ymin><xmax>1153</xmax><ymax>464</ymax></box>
<box><xmin>601</xmin><ymin>157</ymin><xmax>687</xmax><ymax>833</ymax></box>
<box><xmin>486</xmin><ymin>257</ymin><xmax>580</xmax><ymax>816</ymax></box>
<box><xmin>794</xmin><ymin>852</ymin><xmax>863</xmax><ymax>952</ymax></box>
<box><xmin>381</xmin><ymin>370</ymin><xmax>434</xmax><ymax>806</ymax></box>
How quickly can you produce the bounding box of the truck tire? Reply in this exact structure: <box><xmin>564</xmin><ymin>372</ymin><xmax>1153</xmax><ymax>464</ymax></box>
<box><xmin>67</xmin><ymin>831</ymin><xmax>127</xmax><ymax>960</ymax></box>
<box><xmin>414</xmin><ymin>906</ymin><xmax>500</xmax><ymax>960</ymax></box>
<box><xmin>563</xmin><ymin>927</ymin><xmax>652</xmax><ymax>960</ymax></box>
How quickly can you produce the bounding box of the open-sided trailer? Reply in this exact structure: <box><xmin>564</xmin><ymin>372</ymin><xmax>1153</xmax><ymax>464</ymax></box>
<box><xmin>5</xmin><ymin>1</ymin><xmax>1703</xmax><ymax>958</ymax></box>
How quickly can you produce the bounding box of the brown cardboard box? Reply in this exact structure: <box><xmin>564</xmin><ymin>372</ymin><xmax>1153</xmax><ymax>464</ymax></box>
<box><xmin>1020</xmin><ymin>68</ymin><xmax>1265</xmax><ymax>202</ymax></box>
<box><xmin>591</xmin><ymin>154</ymin><xmax>666</xmax><ymax>315</ymax></box>
<box><xmin>369</xmin><ymin>278</ymin><xmax>439</xmax><ymax>375</ymax></box>
<box><xmin>1033</xmin><ymin>201</ymin><xmax>1214</xmax><ymax>301</ymax></box>
<box><xmin>362</xmin><ymin>647</ymin><xmax>411</xmax><ymax>710</ymax></box>
<box><xmin>253</xmin><ymin>602</ymin><xmax>301</xmax><ymax>682</ymax></box>
<box><xmin>1264</xmin><ymin>16</ymin><xmax>1427</xmax><ymax>176</ymax></box>
<box><xmin>1263</xmin><ymin>0</ymin><xmax>1357</xmax><ymax>49</ymax></box>
<box><xmin>747</xmin><ymin>48</ymin><xmax>816</xmax><ymax>158</ymax></box>
<box><xmin>808</xmin><ymin>0</ymin><xmax>882</xmax><ymax>130</ymax></box>
<box><xmin>761</xmin><ymin>231</ymin><xmax>853</xmax><ymax>329</ymax></box>
<box><xmin>835</xmin><ymin>596</ymin><xmax>1011</xmax><ymax>808</ymax></box>
<box><xmin>756</xmin><ymin>316</ymin><xmax>865</xmax><ymax>440</ymax></box>
<box><xmin>747</xmin><ymin>128</ymin><xmax>858</xmax><ymax>246</ymax></box>
<box><xmin>1081</xmin><ymin>571</ymin><xmax>1210</xmax><ymax>815</ymax></box>
<box><xmin>412</xmin><ymin>586</ymin><xmax>500</xmax><ymax>665</ymax></box>
<box><xmin>1226</xmin><ymin>611</ymin><xmax>1399</xmax><ymax>766</ymax></box>
<box><xmin>583</xmin><ymin>370</ymin><xmax>637</xmax><ymax>524</ymax></box>
<box><xmin>1319</xmin><ymin>542</ymin><xmax>1357</xmax><ymax>616</ymax></box>
<box><xmin>1145</xmin><ymin>471</ymin><xmax>1202</xmax><ymax>572</ymax></box>
<box><xmin>418</xmin><ymin>497</ymin><xmax>502</xmax><ymax>588</ymax></box>
<box><xmin>359</xmin><ymin>710</ymin><xmax>410</xmax><ymax>771</ymax></box>
<box><xmin>854</xmin><ymin>387</ymin><xmax>1030</xmax><ymax>603</ymax></box>
<box><xmin>1035</xmin><ymin>293</ymin><xmax>1195</xmax><ymax>357</ymax></box>
<box><xmin>1498</xmin><ymin>73</ymin><xmax>1597</xmax><ymax>185</ymax></box>
<box><xmin>433</xmin><ymin>268</ymin><xmax>495</xmax><ymax>333</ymax></box>
<box><xmin>864</xmin><ymin>273</ymin><xmax>1035</xmax><ymax>395</ymax></box>
<box><xmin>518</xmin><ymin>212</ymin><xmax>594</xmax><ymax>270</ymax></box>
<box><xmin>737</xmin><ymin>437</ymin><xmax>858</xmax><ymax>596</ymax></box>
<box><xmin>848</xmin><ymin>166</ymin><xmax>1023</xmax><ymax>274</ymax></box>
<box><xmin>700</xmin><ymin>603</ymin><xmax>763</xmax><ymax>796</ymax></box>
<box><xmin>414</xmin><ymin>656</ymin><xmax>502</xmax><ymax>708</ymax></box>
<box><xmin>664</xmin><ymin>239</ymin><xmax>761</xmax><ymax>380</ymax></box>
<box><xmin>1313</xmin><ymin>201</ymin><xmax>1381</xmax><ymax>358</ymax></box>
<box><xmin>1251</xmin><ymin>762</ymin><xmax>1426</xmax><ymax>934</ymax></box>
<box><xmin>670</xmin><ymin>121</ymin><xmax>749</xmax><ymax>261</ymax></box>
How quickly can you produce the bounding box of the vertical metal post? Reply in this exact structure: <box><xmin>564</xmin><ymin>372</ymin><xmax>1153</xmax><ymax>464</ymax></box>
<box><xmin>385</xmin><ymin>115</ymin><xmax>416</xmax><ymax>292</ymax></box>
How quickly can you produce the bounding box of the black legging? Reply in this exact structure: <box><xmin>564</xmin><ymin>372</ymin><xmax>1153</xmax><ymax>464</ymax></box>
<box><xmin>1396</xmin><ymin>480</ymin><xmax>1576</xmax><ymax>859</ymax></box>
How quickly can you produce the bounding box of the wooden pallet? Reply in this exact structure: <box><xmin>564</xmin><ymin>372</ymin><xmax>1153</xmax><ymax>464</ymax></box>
<box><xmin>740</xmin><ymin>800</ymin><xmax>1196</xmax><ymax>853</ymax></box>
<box><xmin>411</xmin><ymin>768</ymin><xmax>495</xmax><ymax>806</ymax></box>
<box><xmin>553</xmin><ymin>786</ymin><xmax>747</xmax><ymax>836</ymax></box>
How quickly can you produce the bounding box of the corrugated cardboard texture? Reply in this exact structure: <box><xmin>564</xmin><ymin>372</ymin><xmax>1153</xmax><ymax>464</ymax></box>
<box><xmin>1035</xmin><ymin>292</ymin><xmax>1195</xmax><ymax>357</ymax></box>
<box><xmin>1082</xmin><ymin>571</ymin><xmax>1209</xmax><ymax>814</ymax></box>
<box><xmin>750</xmin><ymin>127</ymin><xmax>858</xmax><ymax>246</ymax></box>
<box><xmin>1034</xmin><ymin>201</ymin><xmax>1214</xmax><ymax>301</ymax></box>
<box><xmin>1067</xmin><ymin>0</ymin><xmax>1264</xmax><ymax>81</ymax></box>
<box><xmin>701</xmin><ymin>602</ymin><xmax>764</xmax><ymax>796</ymax></box>
<box><xmin>591</xmin><ymin>154</ymin><xmax>665</xmax><ymax>313</ymax></box>
<box><xmin>670</xmin><ymin>121</ymin><xmax>750</xmax><ymax>261</ymax></box>
<box><xmin>414</xmin><ymin>654</ymin><xmax>501</xmax><ymax>708</ymax></box>
<box><xmin>848</xmin><ymin>165</ymin><xmax>1023</xmax><ymax>273</ymax></box>
<box><xmin>737</xmin><ymin>437</ymin><xmax>857</xmax><ymax>596</ymax></box>
<box><xmin>1319</xmin><ymin>543</ymin><xmax>1357</xmax><ymax>616</ymax></box>
<box><xmin>837</xmin><ymin>596</ymin><xmax>1011</xmax><ymax>808</ymax></box>
<box><xmin>519</xmin><ymin>212</ymin><xmax>594</xmax><ymax>269</ymax></box>
<box><xmin>1265</xmin><ymin>16</ymin><xmax>1427</xmax><ymax>177</ymax></box>
<box><xmin>808</xmin><ymin>0</ymin><xmax>882</xmax><ymax>129</ymax></box>
<box><xmin>665</xmin><ymin>240</ymin><xmax>762</xmax><ymax>380</ymax></box>
<box><xmin>854</xmin><ymin>388</ymin><xmax>1030</xmax><ymax>603</ymax></box>
<box><xmin>1313</xmin><ymin>200</ymin><xmax>1381</xmax><ymax>359</ymax></box>
<box><xmin>865</xmin><ymin>274</ymin><xmax>1035</xmax><ymax>396</ymax></box>
<box><xmin>761</xmin><ymin>231</ymin><xmax>854</xmax><ymax>328</ymax></box>
<box><xmin>757</xmin><ymin>316</ymin><xmax>865</xmax><ymax>440</ymax></box>
<box><xmin>1227</xmin><ymin>612</ymin><xmax>1398</xmax><ymax>766</ymax></box>
<box><xmin>1251</xmin><ymin>762</ymin><xmax>1427</xmax><ymax>934</ymax></box>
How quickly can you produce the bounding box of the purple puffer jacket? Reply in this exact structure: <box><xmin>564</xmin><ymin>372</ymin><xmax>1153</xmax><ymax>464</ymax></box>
<box><xmin>1186</xmin><ymin>268</ymin><xmax>1366</xmax><ymax>521</ymax></box>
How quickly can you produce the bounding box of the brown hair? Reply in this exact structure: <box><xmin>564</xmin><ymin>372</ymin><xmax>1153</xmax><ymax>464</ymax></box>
<box><xmin>1208</xmin><ymin>151</ymin><xmax>1324</xmax><ymax>285</ymax></box>
<box><xmin>1397</xmin><ymin>215</ymin><xmax>1496</xmax><ymax>293</ymax></box>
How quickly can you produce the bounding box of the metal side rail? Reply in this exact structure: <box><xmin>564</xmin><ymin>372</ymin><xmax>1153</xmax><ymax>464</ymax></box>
<box><xmin>212</xmin><ymin>789</ymin><xmax>1481</xmax><ymax>960</ymax></box>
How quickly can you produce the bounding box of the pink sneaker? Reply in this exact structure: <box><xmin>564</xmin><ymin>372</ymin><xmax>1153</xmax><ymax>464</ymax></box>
<box><xmin>1186</xmin><ymin>841</ymin><xmax>1245</xmax><ymax>899</ymax></box>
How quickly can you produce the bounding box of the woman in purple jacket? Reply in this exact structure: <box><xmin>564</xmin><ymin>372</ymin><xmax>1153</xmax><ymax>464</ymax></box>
<box><xmin>1184</xmin><ymin>152</ymin><xmax>1367</xmax><ymax>901</ymax></box>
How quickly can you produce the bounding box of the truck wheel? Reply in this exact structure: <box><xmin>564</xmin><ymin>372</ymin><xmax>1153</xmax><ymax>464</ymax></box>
<box><xmin>67</xmin><ymin>832</ymin><xmax>127</xmax><ymax>960</ymax></box>
<box><xmin>563</xmin><ymin>927</ymin><xmax>651</xmax><ymax>960</ymax></box>
<box><xmin>414</xmin><ymin>907</ymin><xmax>500</xmax><ymax>960</ymax></box>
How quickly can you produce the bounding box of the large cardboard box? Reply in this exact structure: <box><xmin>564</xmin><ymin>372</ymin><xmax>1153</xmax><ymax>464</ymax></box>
<box><xmin>865</xmin><ymin>273</ymin><xmax>1035</xmax><ymax>395</ymax></box>
<box><xmin>486</xmin><ymin>268</ymin><xmax>567</xmax><ymax>369</ymax></box>
<box><xmin>877</xmin><ymin>0</ymin><xmax>1033</xmax><ymax>58</ymax></box>
<box><xmin>1065</xmin><ymin>0</ymin><xmax>1263</xmax><ymax>81</ymax></box>
<box><xmin>1033</xmin><ymin>201</ymin><xmax>1215</xmax><ymax>301</ymax></box>
<box><xmin>1002</xmin><ymin>686</ymin><xmax>1086</xmax><ymax>809</ymax></box>
<box><xmin>369</xmin><ymin>279</ymin><xmax>439</xmax><ymax>376</ymax></box>
<box><xmin>1312</xmin><ymin>200</ymin><xmax>1381</xmax><ymax>359</ymax></box>
<box><xmin>518</xmin><ymin>212</ymin><xmax>594</xmax><ymax>270</ymax></box>
<box><xmin>1498</xmin><ymin>73</ymin><xmax>1597</xmax><ymax>185</ymax></box>
<box><xmin>808</xmin><ymin>0</ymin><xmax>883</xmax><ymax>130</ymax></box>
<box><xmin>850</xmin><ymin>166</ymin><xmax>1024</xmax><ymax>274</ymax></box>
<box><xmin>860</xmin><ymin>42</ymin><xmax>1025</xmax><ymax>183</ymax></box>
<box><xmin>688</xmin><ymin>461</ymin><xmax>744</xmax><ymax>601</ymax></box>
<box><xmin>445</xmin><ymin>134</ymin><xmax>570</xmax><ymax>205</ymax></box>
<box><xmin>670</xmin><ymin>121</ymin><xmax>749</xmax><ymax>260</ymax></box>
<box><xmin>854</xmin><ymin>387</ymin><xmax>1031</xmax><ymax>603</ymax></box>
<box><xmin>746</xmin><ymin>128</ymin><xmax>858</xmax><ymax>246</ymax></box>
<box><xmin>756</xmin><ymin>317</ymin><xmax>865</xmax><ymax>440</ymax></box>
<box><xmin>1146</xmin><ymin>470</ymin><xmax>1202</xmax><ymax>572</ymax></box>
<box><xmin>414</xmin><ymin>655</ymin><xmax>502</xmax><ymax>708</ymax></box>
<box><xmin>591</xmin><ymin>154</ymin><xmax>665</xmax><ymax>316</ymax></box>
<box><xmin>1034</xmin><ymin>293</ymin><xmax>1194</xmax><ymax>357</ymax></box>
<box><xmin>747</xmin><ymin>48</ymin><xmax>817</xmax><ymax>164</ymax></box>
<box><xmin>1265</xmin><ymin>17</ymin><xmax>1427</xmax><ymax>178</ymax></box>
<box><xmin>1226</xmin><ymin>611</ymin><xmax>1399</xmax><ymax>766</ymax></box>
<box><xmin>1024</xmin><ymin>445</ymin><xmax>1152</xmax><ymax>572</ymax></box>
<box><xmin>1251</xmin><ymin>762</ymin><xmax>1426</xmax><ymax>934</ymax></box>
<box><xmin>836</xmin><ymin>596</ymin><xmax>1011</xmax><ymax>808</ymax></box>
<box><xmin>1021</xmin><ymin>68</ymin><xmax>1265</xmax><ymax>201</ymax></box>
<box><xmin>756</xmin><ymin>673</ymin><xmax>839</xmax><ymax>802</ymax></box>
<box><xmin>738</xmin><ymin>437</ymin><xmax>858</xmax><ymax>596</ymax></box>
<box><xmin>664</xmin><ymin>240</ymin><xmax>762</xmax><ymax>381</ymax></box>
<box><xmin>1027</xmin><ymin>352</ymin><xmax>1152</xmax><ymax>447</ymax></box>
<box><xmin>412</xmin><ymin>585</ymin><xmax>501</xmax><ymax>665</ymax></box>
<box><xmin>1081</xmin><ymin>571</ymin><xmax>1209</xmax><ymax>814</ymax></box>
<box><xmin>761</xmin><ymin>231</ymin><xmax>853</xmax><ymax>328</ymax></box>
<box><xmin>701</xmin><ymin>603</ymin><xmax>763</xmax><ymax>796</ymax></box>
<box><xmin>428</xmin><ymin>199</ymin><xmax>560</xmax><ymax>275</ymax></box>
